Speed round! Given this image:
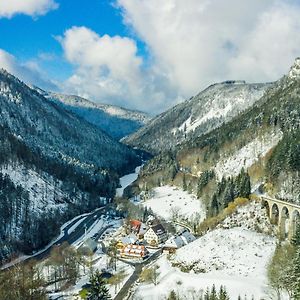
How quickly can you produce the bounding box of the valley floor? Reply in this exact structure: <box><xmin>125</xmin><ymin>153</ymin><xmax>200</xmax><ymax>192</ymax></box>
<box><xmin>9</xmin><ymin>167</ymin><xmax>278</xmax><ymax>300</ymax></box>
<box><xmin>133</xmin><ymin>227</ymin><xmax>275</xmax><ymax>299</ymax></box>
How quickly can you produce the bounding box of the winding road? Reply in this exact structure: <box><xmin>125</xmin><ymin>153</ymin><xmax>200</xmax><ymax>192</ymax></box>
<box><xmin>113</xmin><ymin>250</ymin><xmax>162</xmax><ymax>300</ymax></box>
<box><xmin>1</xmin><ymin>207</ymin><xmax>107</xmax><ymax>269</ymax></box>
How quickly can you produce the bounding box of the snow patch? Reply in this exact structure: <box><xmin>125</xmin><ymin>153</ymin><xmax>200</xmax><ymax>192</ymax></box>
<box><xmin>116</xmin><ymin>165</ymin><xmax>142</xmax><ymax>197</ymax></box>
<box><xmin>288</xmin><ymin>57</ymin><xmax>300</xmax><ymax>79</ymax></box>
<box><xmin>0</xmin><ymin>81</ymin><xmax>22</xmax><ymax>104</ymax></box>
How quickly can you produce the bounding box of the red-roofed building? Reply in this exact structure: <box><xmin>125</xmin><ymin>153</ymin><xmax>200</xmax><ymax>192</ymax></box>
<box><xmin>130</xmin><ymin>220</ymin><xmax>142</xmax><ymax>233</ymax></box>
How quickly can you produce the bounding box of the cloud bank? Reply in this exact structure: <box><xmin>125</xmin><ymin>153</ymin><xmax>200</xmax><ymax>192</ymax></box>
<box><xmin>0</xmin><ymin>0</ymin><xmax>58</xmax><ymax>18</ymax></box>
<box><xmin>0</xmin><ymin>49</ymin><xmax>58</xmax><ymax>91</ymax></box>
<box><xmin>59</xmin><ymin>0</ymin><xmax>300</xmax><ymax>113</ymax></box>
<box><xmin>117</xmin><ymin>0</ymin><xmax>300</xmax><ymax>96</ymax></box>
<box><xmin>2</xmin><ymin>0</ymin><xmax>300</xmax><ymax>113</ymax></box>
<box><xmin>59</xmin><ymin>26</ymin><xmax>178</xmax><ymax>112</ymax></box>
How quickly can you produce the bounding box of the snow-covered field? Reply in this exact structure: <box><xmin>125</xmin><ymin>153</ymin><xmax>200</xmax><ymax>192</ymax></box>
<box><xmin>142</xmin><ymin>185</ymin><xmax>206</xmax><ymax>221</ymax></box>
<box><xmin>116</xmin><ymin>165</ymin><xmax>142</xmax><ymax>197</ymax></box>
<box><xmin>133</xmin><ymin>202</ymin><xmax>276</xmax><ymax>300</ymax></box>
<box><xmin>214</xmin><ymin>131</ymin><xmax>282</xmax><ymax>179</ymax></box>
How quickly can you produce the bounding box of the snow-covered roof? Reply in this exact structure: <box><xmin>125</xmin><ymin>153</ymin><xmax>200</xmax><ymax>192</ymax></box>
<box><xmin>165</xmin><ymin>230</ymin><xmax>196</xmax><ymax>249</ymax></box>
<box><xmin>121</xmin><ymin>233</ymin><xmax>138</xmax><ymax>245</ymax></box>
<box><xmin>80</xmin><ymin>238</ymin><xmax>97</xmax><ymax>252</ymax></box>
<box><xmin>181</xmin><ymin>231</ymin><xmax>196</xmax><ymax>244</ymax></box>
<box><xmin>165</xmin><ymin>236</ymin><xmax>185</xmax><ymax>248</ymax></box>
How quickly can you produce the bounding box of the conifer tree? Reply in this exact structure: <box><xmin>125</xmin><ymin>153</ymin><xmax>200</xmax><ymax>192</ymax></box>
<box><xmin>219</xmin><ymin>285</ymin><xmax>230</xmax><ymax>300</ymax></box>
<box><xmin>167</xmin><ymin>290</ymin><xmax>178</xmax><ymax>300</ymax></box>
<box><xmin>291</xmin><ymin>223</ymin><xmax>300</xmax><ymax>246</ymax></box>
<box><xmin>210</xmin><ymin>284</ymin><xmax>217</xmax><ymax>300</ymax></box>
<box><xmin>291</xmin><ymin>248</ymin><xmax>300</xmax><ymax>299</ymax></box>
<box><xmin>183</xmin><ymin>174</ymin><xmax>187</xmax><ymax>191</ymax></box>
<box><xmin>87</xmin><ymin>270</ymin><xmax>111</xmax><ymax>300</ymax></box>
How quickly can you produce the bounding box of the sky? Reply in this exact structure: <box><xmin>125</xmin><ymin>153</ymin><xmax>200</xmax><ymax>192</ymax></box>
<box><xmin>0</xmin><ymin>0</ymin><xmax>300</xmax><ymax>114</ymax></box>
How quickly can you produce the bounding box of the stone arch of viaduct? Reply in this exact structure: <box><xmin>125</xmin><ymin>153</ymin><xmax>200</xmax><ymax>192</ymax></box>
<box><xmin>261</xmin><ymin>196</ymin><xmax>300</xmax><ymax>240</ymax></box>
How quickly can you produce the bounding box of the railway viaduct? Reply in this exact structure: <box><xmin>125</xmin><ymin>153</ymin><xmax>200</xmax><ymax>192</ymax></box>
<box><xmin>260</xmin><ymin>196</ymin><xmax>300</xmax><ymax>240</ymax></box>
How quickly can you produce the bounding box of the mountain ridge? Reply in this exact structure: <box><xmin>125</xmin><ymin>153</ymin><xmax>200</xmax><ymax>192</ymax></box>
<box><xmin>124</xmin><ymin>80</ymin><xmax>273</xmax><ymax>154</ymax></box>
<box><xmin>40</xmin><ymin>91</ymin><xmax>151</xmax><ymax>140</ymax></box>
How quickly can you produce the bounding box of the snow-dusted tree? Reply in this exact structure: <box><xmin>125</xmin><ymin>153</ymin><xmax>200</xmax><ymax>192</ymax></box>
<box><xmin>218</xmin><ymin>285</ymin><xmax>230</xmax><ymax>300</ymax></box>
<box><xmin>268</xmin><ymin>244</ymin><xmax>295</xmax><ymax>298</ymax></box>
<box><xmin>291</xmin><ymin>223</ymin><xmax>300</xmax><ymax>246</ymax></box>
<box><xmin>167</xmin><ymin>290</ymin><xmax>178</xmax><ymax>300</ymax></box>
<box><xmin>291</xmin><ymin>248</ymin><xmax>300</xmax><ymax>299</ymax></box>
<box><xmin>87</xmin><ymin>270</ymin><xmax>111</xmax><ymax>300</ymax></box>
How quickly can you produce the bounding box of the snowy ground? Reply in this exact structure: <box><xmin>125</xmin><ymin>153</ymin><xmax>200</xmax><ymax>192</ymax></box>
<box><xmin>133</xmin><ymin>202</ymin><xmax>277</xmax><ymax>300</ymax></box>
<box><xmin>47</xmin><ymin>218</ymin><xmax>132</xmax><ymax>299</ymax></box>
<box><xmin>48</xmin><ymin>248</ymin><xmax>134</xmax><ymax>299</ymax></box>
<box><xmin>219</xmin><ymin>201</ymin><xmax>275</xmax><ymax>235</ymax></box>
<box><xmin>116</xmin><ymin>165</ymin><xmax>142</xmax><ymax>197</ymax></box>
<box><xmin>141</xmin><ymin>185</ymin><xmax>206</xmax><ymax>222</ymax></box>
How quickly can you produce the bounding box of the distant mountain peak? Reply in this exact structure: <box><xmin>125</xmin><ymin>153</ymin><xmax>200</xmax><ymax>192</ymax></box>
<box><xmin>288</xmin><ymin>57</ymin><xmax>300</xmax><ymax>79</ymax></box>
<box><xmin>43</xmin><ymin>92</ymin><xmax>151</xmax><ymax>140</ymax></box>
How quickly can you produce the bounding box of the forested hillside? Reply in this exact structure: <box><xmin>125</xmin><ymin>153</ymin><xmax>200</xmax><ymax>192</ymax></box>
<box><xmin>124</xmin><ymin>81</ymin><xmax>271</xmax><ymax>154</ymax></box>
<box><xmin>0</xmin><ymin>69</ymin><xmax>142</xmax><ymax>263</ymax></box>
<box><xmin>131</xmin><ymin>58</ymin><xmax>300</xmax><ymax>214</ymax></box>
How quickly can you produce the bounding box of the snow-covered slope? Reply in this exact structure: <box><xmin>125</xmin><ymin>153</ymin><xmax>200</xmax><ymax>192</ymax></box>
<box><xmin>124</xmin><ymin>80</ymin><xmax>272</xmax><ymax>154</ymax></box>
<box><xmin>214</xmin><ymin>130</ymin><xmax>283</xmax><ymax>179</ymax></box>
<box><xmin>135</xmin><ymin>58</ymin><xmax>300</xmax><ymax>213</ymax></box>
<box><xmin>44</xmin><ymin>92</ymin><xmax>150</xmax><ymax>140</ymax></box>
<box><xmin>134</xmin><ymin>202</ymin><xmax>276</xmax><ymax>300</ymax></box>
<box><xmin>0</xmin><ymin>69</ymin><xmax>140</xmax><ymax>174</ymax></box>
<box><xmin>0</xmin><ymin>164</ymin><xmax>68</xmax><ymax>213</ymax></box>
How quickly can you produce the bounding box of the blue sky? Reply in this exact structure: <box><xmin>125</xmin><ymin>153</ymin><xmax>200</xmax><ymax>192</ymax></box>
<box><xmin>0</xmin><ymin>0</ymin><xmax>136</xmax><ymax>80</ymax></box>
<box><xmin>0</xmin><ymin>0</ymin><xmax>300</xmax><ymax>113</ymax></box>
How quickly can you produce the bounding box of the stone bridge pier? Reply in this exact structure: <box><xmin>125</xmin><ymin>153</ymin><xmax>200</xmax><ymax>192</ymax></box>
<box><xmin>261</xmin><ymin>196</ymin><xmax>300</xmax><ymax>240</ymax></box>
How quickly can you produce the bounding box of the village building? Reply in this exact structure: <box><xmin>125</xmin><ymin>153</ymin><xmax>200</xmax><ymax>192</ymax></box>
<box><xmin>120</xmin><ymin>244</ymin><xmax>149</xmax><ymax>259</ymax></box>
<box><xmin>144</xmin><ymin>223</ymin><xmax>167</xmax><ymax>246</ymax></box>
<box><xmin>163</xmin><ymin>236</ymin><xmax>186</xmax><ymax>253</ymax></box>
<box><xmin>129</xmin><ymin>219</ymin><xmax>148</xmax><ymax>239</ymax></box>
<box><xmin>180</xmin><ymin>229</ymin><xmax>196</xmax><ymax>244</ymax></box>
<box><xmin>130</xmin><ymin>220</ymin><xmax>142</xmax><ymax>233</ymax></box>
<box><xmin>121</xmin><ymin>233</ymin><xmax>138</xmax><ymax>245</ymax></box>
<box><xmin>116</xmin><ymin>233</ymin><xmax>138</xmax><ymax>250</ymax></box>
<box><xmin>163</xmin><ymin>230</ymin><xmax>196</xmax><ymax>253</ymax></box>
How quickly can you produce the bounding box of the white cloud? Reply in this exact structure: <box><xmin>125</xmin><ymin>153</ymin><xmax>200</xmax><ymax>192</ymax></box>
<box><xmin>49</xmin><ymin>1</ymin><xmax>300</xmax><ymax>113</ymax></box>
<box><xmin>59</xmin><ymin>26</ymin><xmax>177</xmax><ymax>112</ymax></box>
<box><xmin>0</xmin><ymin>0</ymin><xmax>58</xmax><ymax>18</ymax></box>
<box><xmin>0</xmin><ymin>49</ymin><xmax>58</xmax><ymax>90</ymax></box>
<box><xmin>229</xmin><ymin>2</ymin><xmax>300</xmax><ymax>82</ymax></box>
<box><xmin>115</xmin><ymin>0</ymin><xmax>300</xmax><ymax>106</ymax></box>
